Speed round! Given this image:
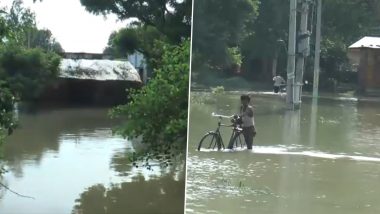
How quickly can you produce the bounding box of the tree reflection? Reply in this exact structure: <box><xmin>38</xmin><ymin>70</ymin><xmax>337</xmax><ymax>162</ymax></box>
<box><xmin>72</xmin><ymin>174</ymin><xmax>185</xmax><ymax>214</ymax></box>
<box><xmin>4</xmin><ymin>108</ymin><xmax>120</xmax><ymax>177</ymax></box>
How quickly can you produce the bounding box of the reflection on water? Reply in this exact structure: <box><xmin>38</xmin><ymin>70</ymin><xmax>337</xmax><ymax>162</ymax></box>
<box><xmin>73</xmin><ymin>174</ymin><xmax>184</xmax><ymax>214</ymax></box>
<box><xmin>186</xmin><ymin>92</ymin><xmax>380</xmax><ymax>214</ymax></box>
<box><xmin>0</xmin><ymin>107</ymin><xmax>184</xmax><ymax>214</ymax></box>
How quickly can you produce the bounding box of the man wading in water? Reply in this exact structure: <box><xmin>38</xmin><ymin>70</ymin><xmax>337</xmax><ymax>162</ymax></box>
<box><xmin>273</xmin><ymin>75</ymin><xmax>285</xmax><ymax>93</ymax></box>
<box><xmin>228</xmin><ymin>95</ymin><xmax>256</xmax><ymax>150</ymax></box>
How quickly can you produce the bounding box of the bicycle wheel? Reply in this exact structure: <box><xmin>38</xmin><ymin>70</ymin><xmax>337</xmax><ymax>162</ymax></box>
<box><xmin>197</xmin><ymin>132</ymin><xmax>221</xmax><ymax>151</ymax></box>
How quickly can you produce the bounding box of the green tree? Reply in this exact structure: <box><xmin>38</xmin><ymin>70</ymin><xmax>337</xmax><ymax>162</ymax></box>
<box><xmin>0</xmin><ymin>45</ymin><xmax>61</xmax><ymax>101</ymax></box>
<box><xmin>104</xmin><ymin>25</ymin><xmax>168</xmax><ymax>68</ymax></box>
<box><xmin>80</xmin><ymin>0</ymin><xmax>191</xmax><ymax>42</ymax></box>
<box><xmin>0</xmin><ymin>81</ymin><xmax>16</xmax><ymax>176</ymax></box>
<box><xmin>28</xmin><ymin>29</ymin><xmax>64</xmax><ymax>53</ymax></box>
<box><xmin>1</xmin><ymin>0</ymin><xmax>61</xmax><ymax>177</ymax></box>
<box><xmin>4</xmin><ymin>0</ymin><xmax>36</xmax><ymax>47</ymax></box>
<box><xmin>0</xmin><ymin>1</ymin><xmax>62</xmax><ymax>101</ymax></box>
<box><xmin>239</xmin><ymin>0</ymin><xmax>289</xmax><ymax>80</ymax></box>
<box><xmin>192</xmin><ymin>0</ymin><xmax>380</xmax><ymax>88</ymax></box>
<box><xmin>317</xmin><ymin>0</ymin><xmax>378</xmax><ymax>82</ymax></box>
<box><xmin>0</xmin><ymin>82</ymin><xmax>16</xmax><ymax>143</ymax></box>
<box><xmin>110</xmin><ymin>40</ymin><xmax>189</xmax><ymax>161</ymax></box>
<box><xmin>192</xmin><ymin>0</ymin><xmax>259</xmax><ymax>75</ymax></box>
<box><xmin>1</xmin><ymin>0</ymin><xmax>63</xmax><ymax>52</ymax></box>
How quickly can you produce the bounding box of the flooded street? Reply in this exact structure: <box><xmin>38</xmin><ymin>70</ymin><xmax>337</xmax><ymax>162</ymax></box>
<box><xmin>0</xmin><ymin>107</ymin><xmax>184</xmax><ymax>214</ymax></box>
<box><xmin>186</xmin><ymin>92</ymin><xmax>380</xmax><ymax>214</ymax></box>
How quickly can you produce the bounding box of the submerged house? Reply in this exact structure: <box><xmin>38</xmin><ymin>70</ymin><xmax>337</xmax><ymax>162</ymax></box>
<box><xmin>40</xmin><ymin>53</ymin><xmax>142</xmax><ymax>105</ymax></box>
<box><xmin>348</xmin><ymin>37</ymin><xmax>380</xmax><ymax>95</ymax></box>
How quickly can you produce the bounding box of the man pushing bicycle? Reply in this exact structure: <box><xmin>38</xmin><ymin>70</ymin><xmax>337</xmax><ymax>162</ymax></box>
<box><xmin>227</xmin><ymin>94</ymin><xmax>256</xmax><ymax>150</ymax></box>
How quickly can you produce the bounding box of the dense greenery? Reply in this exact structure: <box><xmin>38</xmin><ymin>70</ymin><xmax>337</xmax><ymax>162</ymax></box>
<box><xmin>0</xmin><ymin>46</ymin><xmax>61</xmax><ymax>101</ymax></box>
<box><xmin>104</xmin><ymin>24</ymin><xmax>170</xmax><ymax>71</ymax></box>
<box><xmin>80</xmin><ymin>0</ymin><xmax>191</xmax><ymax>43</ymax></box>
<box><xmin>110</xmin><ymin>40</ymin><xmax>189</xmax><ymax>163</ymax></box>
<box><xmin>0</xmin><ymin>0</ymin><xmax>61</xmax><ymax>147</ymax></box>
<box><xmin>0</xmin><ymin>81</ymin><xmax>16</xmax><ymax>177</ymax></box>
<box><xmin>192</xmin><ymin>0</ymin><xmax>259</xmax><ymax>74</ymax></box>
<box><xmin>0</xmin><ymin>0</ymin><xmax>62</xmax><ymax>101</ymax></box>
<box><xmin>101</xmin><ymin>0</ymin><xmax>192</xmax><ymax>74</ymax></box>
<box><xmin>0</xmin><ymin>82</ymin><xmax>16</xmax><ymax>143</ymax></box>
<box><xmin>192</xmin><ymin>0</ymin><xmax>380</xmax><ymax>90</ymax></box>
<box><xmin>1</xmin><ymin>0</ymin><xmax>63</xmax><ymax>52</ymax></box>
<box><xmin>83</xmin><ymin>0</ymin><xmax>191</xmax><ymax>164</ymax></box>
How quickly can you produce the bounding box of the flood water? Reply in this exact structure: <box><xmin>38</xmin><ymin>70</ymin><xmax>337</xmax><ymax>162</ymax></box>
<box><xmin>186</xmin><ymin>92</ymin><xmax>380</xmax><ymax>214</ymax></box>
<box><xmin>0</xmin><ymin>107</ymin><xmax>185</xmax><ymax>214</ymax></box>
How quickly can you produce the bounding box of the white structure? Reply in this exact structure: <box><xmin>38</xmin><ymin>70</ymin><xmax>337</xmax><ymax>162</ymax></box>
<box><xmin>60</xmin><ymin>58</ymin><xmax>141</xmax><ymax>82</ymax></box>
<box><xmin>128</xmin><ymin>52</ymin><xmax>148</xmax><ymax>84</ymax></box>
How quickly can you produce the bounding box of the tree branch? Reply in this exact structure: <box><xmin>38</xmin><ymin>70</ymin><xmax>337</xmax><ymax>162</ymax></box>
<box><xmin>0</xmin><ymin>182</ymin><xmax>35</xmax><ymax>200</ymax></box>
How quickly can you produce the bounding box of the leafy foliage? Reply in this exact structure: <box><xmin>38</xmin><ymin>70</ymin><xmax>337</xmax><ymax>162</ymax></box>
<box><xmin>0</xmin><ymin>0</ymin><xmax>63</xmax><ymax>53</ymax></box>
<box><xmin>104</xmin><ymin>25</ymin><xmax>169</xmax><ymax>69</ymax></box>
<box><xmin>0</xmin><ymin>45</ymin><xmax>61</xmax><ymax>101</ymax></box>
<box><xmin>0</xmin><ymin>82</ymin><xmax>16</xmax><ymax>146</ymax></box>
<box><xmin>110</xmin><ymin>40</ymin><xmax>189</xmax><ymax>154</ymax></box>
<box><xmin>100</xmin><ymin>0</ymin><xmax>192</xmax><ymax>75</ymax></box>
<box><xmin>192</xmin><ymin>0</ymin><xmax>259</xmax><ymax>72</ymax></box>
<box><xmin>80</xmin><ymin>0</ymin><xmax>191</xmax><ymax>42</ymax></box>
<box><xmin>192</xmin><ymin>0</ymin><xmax>380</xmax><ymax>87</ymax></box>
<box><xmin>0</xmin><ymin>0</ymin><xmax>61</xmax><ymax>153</ymax></box>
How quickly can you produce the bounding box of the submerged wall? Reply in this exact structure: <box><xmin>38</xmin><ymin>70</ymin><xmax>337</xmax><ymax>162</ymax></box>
<box><xmin>358</xmin><ymin>48</ymin><xmax>380</xmax><ymax>95</ymax></box>
<box><xmin>38</xmin><ymin>78</ymin><xmax>142</xmax><ymax>106</ymax></box>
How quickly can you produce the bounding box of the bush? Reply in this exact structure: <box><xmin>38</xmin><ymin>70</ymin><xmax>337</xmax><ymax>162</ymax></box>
<box><xmin>211</xmin><ymin>86</ymin><xmax>225</xmax><ymax>94</ymax></box>
<box><xmin>0</xmin><ymin>46</ymin><xmax>61</xmax><ymax>101</ymax></box>
<box><xmin>110</xmin><ymin>39</ymin><xmax>190</xmax><ymax>164</ymax></box>
<box><xmin>0</xmin><ymin>82</ymin><xmax>16</xmax><ymax>145</ymax></box>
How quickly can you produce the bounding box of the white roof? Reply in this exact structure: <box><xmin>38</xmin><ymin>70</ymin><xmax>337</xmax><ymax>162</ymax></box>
<box><xmin>349</xmin><ymin>36</ymin><xmax>380</xmax><ymax>49</ymax></box>
<box><xmin>59</xmin><ymin>59</ymin><xmax>141</xmax><ymax>82</ymax></box>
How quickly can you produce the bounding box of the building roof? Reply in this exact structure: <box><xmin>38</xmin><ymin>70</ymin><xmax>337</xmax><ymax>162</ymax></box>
<box><xmin>63</xmin><ymin>52</ymin><xmax>113</xmax><ymax>60</ymax></box>
<box><xmin>349</xmin><ymin>36</ymin><xmax>380</xmax><ymax>49</ymax></box>
<box><xmin>59</xmin><ymin>58</ymin><xmax>141</xmax><ymax>82</ymax></box>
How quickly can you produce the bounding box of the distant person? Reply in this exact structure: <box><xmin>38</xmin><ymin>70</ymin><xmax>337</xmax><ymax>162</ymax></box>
<box><xmin>273</xmin><ymin>75</ymin><xmax>285</xmax><ymax>93</ymax></box>
<box><xmin>228</xmin><ymin>95</ymin><xmax>256</xmax><ymax>150</ymax></box>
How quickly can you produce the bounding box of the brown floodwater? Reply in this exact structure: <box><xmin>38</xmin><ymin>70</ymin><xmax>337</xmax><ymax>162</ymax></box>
<box><xmin>186</xmin><ymin>92</ymin><xmax>380</xmax><ymax>214</ymax></box>
<box><xmin>0</xmin><ymin>107</ymin><xmax>184</xmax><ymax>214</ymax></box>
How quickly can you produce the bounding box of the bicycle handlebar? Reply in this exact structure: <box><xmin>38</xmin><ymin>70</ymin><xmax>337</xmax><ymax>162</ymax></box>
<box><xmin>211</xmin><ymin>112</ymin><xmax>233</xmax><ymax>118</ymax></box>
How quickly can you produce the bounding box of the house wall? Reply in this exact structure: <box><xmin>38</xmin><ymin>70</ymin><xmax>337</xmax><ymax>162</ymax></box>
<box><xmin>371</xmin><ymin>50</ymin><xmax>380</xmax><ymax>88</ymax></box>
<box><xmin>358</xmin><ymin>48</ymin><xmax>380</xmax><ymax>93</ymax></box>
<box><xmin>38</xmin><ymin>78</ymin><xmax>142</xmax><ymax>106</ymax></box>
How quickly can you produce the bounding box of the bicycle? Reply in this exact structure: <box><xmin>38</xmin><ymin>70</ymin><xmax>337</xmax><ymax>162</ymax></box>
<box><xmin>197</xmin><ymin>112</ymin><xmax>245</xmax><ymax>151</ymax></box>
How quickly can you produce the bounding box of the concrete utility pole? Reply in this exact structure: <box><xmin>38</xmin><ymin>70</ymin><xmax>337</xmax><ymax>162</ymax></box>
<box><xmin>286</xmin><ymin>0</ymin><xmax>298</xmax><ymax>109</ymax></box>
<box><xmin>312</xmin><ymin>0</ymin><xmax>322</xmax><ymax>98</ymax></box>
<box><xmin>294</xmin><ymin>0</ymin><xmax>311</xmax><ymax>109</ymax></box>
